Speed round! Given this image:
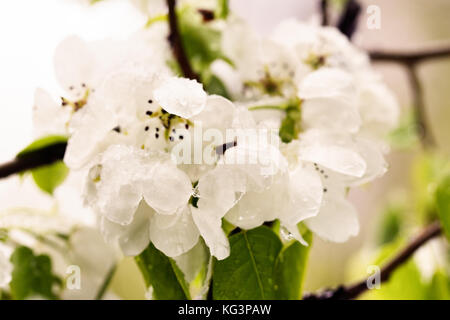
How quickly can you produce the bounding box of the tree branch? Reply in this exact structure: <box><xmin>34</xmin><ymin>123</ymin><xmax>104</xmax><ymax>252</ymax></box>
<box><xmin>368</xmin><ymin>44</ymin><xmax>450</xmax><ymax>148</ymax></box>
<box><xmin>369</xmin><ymin>43</ymin><xmax>450</xmax><ymax>64</ymax></box>
<box><xmin>406</xmin><ymin>65</ymin><xmax>435</xmax><ymax>148</ymax></box>
<box><xmin>166</xmin><ymin>0</ymin><xmax>200</xmax><ymax>81</ymax></box>
<box><xmin>0</xmin><ymin>142</ymin><xmax>67</xmax><ymax>179</ymax></box>
<box><xmin>337</xmin><ymin>0</ymin><xmax>361</xmax><ymax>39</ymax></box>
<box><xmin>320</xmin><ymin>0</ymin><xmax>329</xmax><ymax>26</ymax></box>
<box><xmin>303</xmin><ymin>221</ymin><xmax>442</xmax><ymax>300</ymax></box>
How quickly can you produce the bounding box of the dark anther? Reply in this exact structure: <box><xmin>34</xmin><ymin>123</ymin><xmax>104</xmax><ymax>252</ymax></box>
<box><xmin>155</xmin><ymin>133</ymin><xmax>159</xmax><ymax>139</ymax></box>
<box><xmin>169</xmin><ymin>136</ymin><xmax>174</xmax><ymax>142</ymax></box>
<box><xmin>179</xmin><ymin>135</ymin><xmax>184</xmax><ymax>140</ymax></box>
<box><xmin>185</xmin><ymin>124</ymin><xmax>189</xmax><ymax>130</ymax></box>
<box><xmin>112</xmin><ymin>126</ymin><xmax>121</xmax><ymax>133</ymax></box>
<box><xmin>161</xmin><ymin>109</ymin><xmax>168</xmax><ymax>114</ymax></box>
<box><xmin>198</xmin><ymin>9</ymin><xmax>215</xmax><ymax>22</ymax></box>
<box><xmin>323</xmin><ymin>188</ymin><xmax>327</xmax><ymax>192</ymax></box>
<box><xmin>146</xmin><ymin>110</ymin><xmax>153</xmax><ymax>116</ymax></box>
<box><xmin>216</xmin><ymin>140</ymin><xmax>237</xmax><ymax>156</ymax></box>
<box><xmin>81</xmin><ymin>83</ymin><xmax>86</xmax><ymax>88</ymax></box>
<box><xmin>148</xmin><ymin>99</ymin><xmax>153</xmax><ymax>104</ymax></box>
<box><xmin>156</xmin><ymin>127</ymin><xmax>160</xmax><ymax>132</ymax></box>
<box><xmin>145</xmin><ymin>126</ymin><xmax>149</xmax><ymax>131</ymax></box>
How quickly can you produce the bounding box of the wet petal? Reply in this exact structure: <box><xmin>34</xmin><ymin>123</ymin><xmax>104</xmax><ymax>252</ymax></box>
<box><xmin>100</xmin><ymin>201</ymin><xmax>153</xmax><ymax>256</ymax></box>
<box><xmin>304</xmin><ymin>192</ymin><xmax>359</xmax><ymax>242</ymax></box>
<box><xmin>150</xmin><ymin>207</ymin><xmax>200</xmax><ymax>257</ymax></box>
<box><xmin>142</xmin><ymin>161</ymin><xmax>192</xmax><ymax>215</ymax></box>
<box><xmin>191</xmin><ymin>206</ymin><xmax>229</xmax><ymax>260</ymax></box>
<box><xmin>154</xmin><ymin>77</ymin><xmax>207</xmax><ymax>118</ymax></box>
<box><xmin>299</xmin><ymin>130</ymin><xmax>366</xmax><ymax>177</ymax></box>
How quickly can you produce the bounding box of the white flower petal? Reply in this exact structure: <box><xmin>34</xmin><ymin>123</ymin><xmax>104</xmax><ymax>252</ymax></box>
<box><xmin>100</xmin><ymin>201</ymin><xmax>153</xmax><ymax>256</ymax></box>
<box><xmin>154</xmin><ymin>77</ymin><xmax>207</xmax><ymax>118</ymax></box>
<box><xmin>298</xmin><ymin>68</ymin><xmax>355</xmax><ymax>100</ymax></box>
<box><xmin>305</xmin><ymin>193</ymin><xmax>359</xmax><ymax>242</ymax></box>
<box><xmin>0</xmin><ymin>248</ymin><xmax>12</xmax><ymax>287</ymax></box>
<box><xmin>302</xmin><ymin>97</ymin><xmax>361</xmax><ymax>133</ymax></box>
<box><xmin>150</xmin><ymin>207</ymin><xmax>199</xmax><ymax>257</ymax></box>
<box><xmin>281</xmin><ymin>164</ymin><xmax>323</xmax><ymax>225</ymax></box>
<box><xmin>54</xmin><ymin>36</ymin><xmax>95</xmax><ymax>91</ymax></box>
<box><xmin>191</xmin><ymin>206</ymin><xmax>229</xmax><ymax>260</ymax></box>
<box><xmin>32</xmin><ymin>88</ymin><xmax>71</xmax><ymax>136</ymax></box>
<box><xmin>142</xmin><ymin>161</ymin><xmax>192</xmax><ymax>215</ymax></box>
<box><xmin>299</xmin><ymin>130</ymin><xmax>367</xmax><ymax>177</ymax></box>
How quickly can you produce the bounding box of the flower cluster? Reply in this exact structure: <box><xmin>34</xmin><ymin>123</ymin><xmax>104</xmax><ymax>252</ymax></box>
<box><xmin>33</xmin><ymin>12</ymin><xmax>398</xmax><ymax>262</ymax></box>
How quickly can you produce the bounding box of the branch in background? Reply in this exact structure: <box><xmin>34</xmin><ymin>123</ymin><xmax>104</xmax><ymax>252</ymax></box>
<box><xmin>406</xmin><ymin>65</ymin><xmax>435</xmax><ymax>148</ymax></box>
<box><xmin>320</xmin><ymin>0</ymin><xmax>328</xmax><ymax>26</ymax></box>
<box><xmin>369</xmin><ymin>44</ymin><xmax>450</xmax><ymax>148</ymax></box>
<box><xmin>0</xmin><ymin>142</ymin><xmax>67</xmax><ymax>179</ymax></box>
<box><xmin>303</xmin><ymin>221</ymin><xmax>442</xmax><ymax>300</ymax></box>
<box><xmin>370</xmin><ymin>44</ymin><xmax>450</xmax><ymax>64</ymax></box>
<box><xmin>166</xmin><ymin>0</ymin><xmax>200</xmax><ymax>81</ymax></box>
<box><xmin>337</xmin><ymin>0</ymin><xmax>361</xmax><ymax>39</ymax></box>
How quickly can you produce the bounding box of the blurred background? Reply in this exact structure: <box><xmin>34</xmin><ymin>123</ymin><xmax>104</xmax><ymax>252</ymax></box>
<box><xmin>0</xmin><ymin>0</ymin><xmax>449</xmax><ymax>298</ymax></box>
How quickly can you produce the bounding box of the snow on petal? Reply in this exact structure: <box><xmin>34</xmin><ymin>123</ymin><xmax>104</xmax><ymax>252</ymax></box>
<box><xmin>154</xmin><ymin>77</ymin><xmax>207</xmax><ymax>118</ymax></box>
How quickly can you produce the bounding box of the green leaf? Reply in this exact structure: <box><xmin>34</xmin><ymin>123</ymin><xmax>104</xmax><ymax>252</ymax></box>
<box><xmin>178</xmin><ymin>9</ymin><xmax>228</xmax><ymax>75</ymax></box>
<box><xmin>135</xmin><ymin>243</ymin><xmax>190</xmax><ymax>300</ymax></box>
<box><xmin>436</xmin><ymin>175</ymin><xmax>450</xmax><ymax>241</ymax></box>
<box><xmin>215</xmin><ymin>0</ymin><xmax>229</xmax><ymax>19</ymax></box>
<box><xmin>279</xmin><ymin>105</ymin><xmax>301</xmax><ymax>143</ymax></box>
<box><xmin>17</xmin><ymin>135</ymin><xmax>67</xmax><ymax>158</ymax></box>
<box><xmin>213</xmin><ymin>226</ymin><xmax>282</xmax><ymax>299</ymax></box>
<box><xmin>273</xmin><ymin>230</ymin><xmax>312</xmax><ymax>299</ymax></box>
<box><xmin>9</xmin><ymin>246</ymin><xmax>61</xmax><ymax>300</ymax></box>
<box><xmin>203</xmin><ymin>74</ymin><xmax>231</xmax><ymax>99</ymax></box>
<box><xmin>31</xmin><ymin>161</ymin><xmax>69</xmax><ymax>195</ymax></box>
<box><xmin>376</xmin><ymin>205</ymin><xmax>404</xmax><ymax>245</ymax></box>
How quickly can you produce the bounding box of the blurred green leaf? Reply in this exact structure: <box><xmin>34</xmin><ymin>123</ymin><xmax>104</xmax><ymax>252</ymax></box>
<box><xmin>279</xmin><ymin>104</ymin><xmax>301</xmax><ymax>143</ymax></box>
<box><xmin>9</xmin><ymin>246</ymin><xmax>61</xmax><ymax>300</ymax></box>
<box><xmin>178</xmin><ymin>8</ymin><xmax>230</xmax><ymax>80</ymax></box>
<box><xmin>215</xmin><ymin>0</ymin><xmax>229</xmax><ymax>19</ymax></box>
<box><xmin>360</xmin><ymin>240</ymin><xmax>427</xmax><ymax>300</ymax></box>
<box><xmin>213</xmin><ymin>226</ymin><xmax>282</xmax><ymax>299</ymax></box>
<box><xmin>273</xmin><ymin>230</ymin><xmax>312</xmax><ymax>299</ymax></box>
<box><xmin>203</xmin><ymin>74</ymin><xmax>231</xmax><ymax>99</ymax></box>
<box><xmin>388</xmin><ymin>111</ymin><xmax>419</xmax><ymax>150</ymax></box>
<box><xmin>377</xmin><ymin>205</ymin><xmax>404</xmax><ymax>245</ymax></box>
<box><xmin>436</xmin><ymin>176</ymin><xmax>450</xmax><ymax>241</ymax></box>
<box><xmin>31</xmin><ymin>161</ymin><xmax>69</xmax><ymax>195</ymax></box>
<box><xmin>135</xmin><ymin>243</ymin><xmax>190</xmax><ymax>300</ymax></box>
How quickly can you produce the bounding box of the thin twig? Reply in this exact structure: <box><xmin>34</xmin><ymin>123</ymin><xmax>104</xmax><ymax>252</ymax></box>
<box><xmin>95</xmin><ymin>264</ymin><xmax>117</xmax><ymax>300</ymax></box>
<box><xmin>337</xmin><ymin>0</ymin><xmax>361</xmax><ymax>39</ymax></box>
<box><xmin>320</xmin><ymin>0</ymin><xmax>328</xmax><ymax>26</ymax></box>
<box><xmin>303</xmin><ymin>221</ymin><xmax>442</xmax><ymax>300</ymax></box>
<box><xmin>369</xmin><ymin>43</ymin><xmax>450</xmax><ymax>64</ymax></box>
<box><xmin>0</xmin><ymin>142</ymin><xmax>67</xmax><ymax>179</ymax></box>
<box><xmin>166</xmin><ymin>0</ymin><xmax>200</xmax><ymax>81</ymax></box>
<box><xmin>406</xmin><ymin>64</ymin><xmax>435</xmax><ymax>148</ymax></box>
<box><xmin>368</xmin><ymin>44</ymin><xmax>450</xmax><ymax>148</ymax></box>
